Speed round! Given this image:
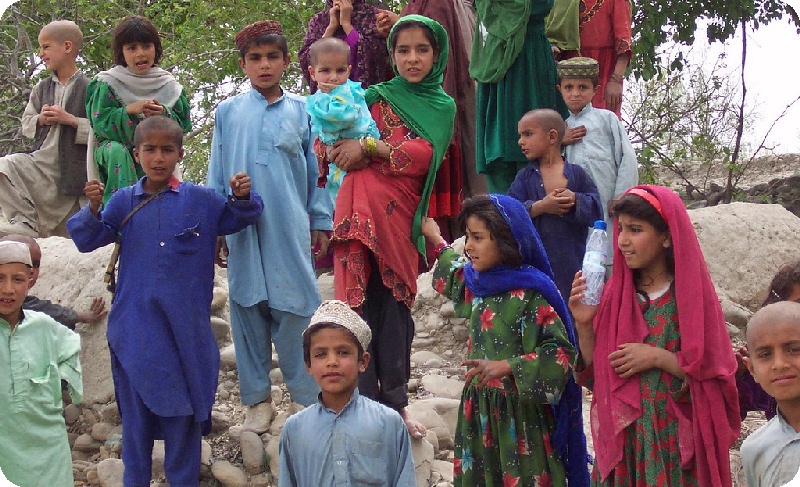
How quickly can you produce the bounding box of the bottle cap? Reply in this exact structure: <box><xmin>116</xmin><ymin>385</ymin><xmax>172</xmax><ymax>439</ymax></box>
<box><xmin>593</xmin><ymin>220</ymin><xmax>607</xmax><ymax>230</ymax></box>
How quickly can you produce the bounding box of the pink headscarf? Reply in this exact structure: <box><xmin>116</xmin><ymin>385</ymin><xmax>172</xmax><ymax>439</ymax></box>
<box><xmin>591</xmin><ymin>185</ymin><xmax>740</xmax><ymax>485</ymax></box>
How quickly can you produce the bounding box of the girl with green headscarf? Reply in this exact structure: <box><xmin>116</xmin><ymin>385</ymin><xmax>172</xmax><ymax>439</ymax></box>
<box><xmin>326</xmin><ymin>14</ymin><xmax>455</xmax><ymax>437</ymax></box>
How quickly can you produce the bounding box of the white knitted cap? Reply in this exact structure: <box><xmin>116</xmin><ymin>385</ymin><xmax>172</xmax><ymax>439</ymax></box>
<box><xmin>305</xmin><ymin>300</ymin><xmax>372</xmax><ymax>351</ymax></box>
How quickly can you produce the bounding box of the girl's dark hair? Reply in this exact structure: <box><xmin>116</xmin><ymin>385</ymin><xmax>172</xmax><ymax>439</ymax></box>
<box><xmin>762</xmin><ymin>259</ymin><xmax>800</xmax><ymax>307</ymax></box>
<box><xmin>457</xmin><ymin>195</ymin><xmax>523</xmax><ymax>268</ymax></box>
<box><xmin>112</xmin><ymin>15</ymin><xmax>163</xmax><ymax>67</ymax></box>
<box><xmin>613</xmin><ymin>193</ymin><xmax>675</xmax><ymax>273</ymax></box>
<box><xmin>389</xmin><ymin>20</ymin><xmax>439</xmax><ymax>56</ymax></box>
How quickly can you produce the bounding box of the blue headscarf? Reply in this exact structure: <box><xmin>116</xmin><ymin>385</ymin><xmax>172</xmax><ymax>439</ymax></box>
<box><xmin>463</xmin><ymin>194</ymin><xmax>590</xmax><ymax>487</ymax></box>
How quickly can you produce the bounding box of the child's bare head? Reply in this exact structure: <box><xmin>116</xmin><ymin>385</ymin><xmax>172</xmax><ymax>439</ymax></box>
<box><xmin>745</xmin><ymin>301</ymin><xmax>800</xmax><ymax>407</ymax></box>
<box><xmin>520</xmin><ymin>109</ymin><xmax>566</xmax><ymax>144</ymax></box>
<box><xmin>309</xmin><ymin>37</ymin><xmax>350</xmax><ymax>68</ymax></box>
<box><xmin>39</xmin><ymin>20</ymin><xmax>83</xmax><ymax>51</ymax></box>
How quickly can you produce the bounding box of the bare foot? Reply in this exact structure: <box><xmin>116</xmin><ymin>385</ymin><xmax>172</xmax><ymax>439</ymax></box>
<box><xmin>399</xmin><ymin>408</ymin><xmax>427</xmax><ymax>439</ymax></box>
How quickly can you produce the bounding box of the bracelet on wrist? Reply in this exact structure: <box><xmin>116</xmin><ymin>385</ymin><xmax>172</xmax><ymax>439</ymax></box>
<box><xmin>360</xmin><ymin>136</ymin><xmax>378</xmax><ymax>158</ymax></box>
<box><xmin>609</xmin><ymin>73</ymin><xmax>624</xmax><ymax>83</ymax></box>
<box><xmin>433</xmin><ymin>241</ymin><xmax>451</xmax><ymax>259</ymax></box>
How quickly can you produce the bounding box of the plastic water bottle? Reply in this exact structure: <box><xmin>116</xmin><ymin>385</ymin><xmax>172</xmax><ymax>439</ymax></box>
<box><xmin>581</xmin><ymin>220</ymin><xmax>608</xmax><ymax>305</ymax></box>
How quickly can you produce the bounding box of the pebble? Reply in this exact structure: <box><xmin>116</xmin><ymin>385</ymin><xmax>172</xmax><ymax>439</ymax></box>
<box><xmin>228</xmin><ymin>425</ymin><xmax>243</xmax><ymax>441</ymax></box>
<box><xmin>105</xmin><ymin>434</ymin><xmax>122</xmax><ymax>454</ymax></box>
<box><xmin>73</xmin><ymin>433</ymin><xmax>101</xmax><ymax>453</ymax></box>
<box><xmin>64</xmin><ymin>403</ymin><xmax>81</xmax><ymax>425</ymax></box>
<box><xmin>240</xmin><ymin>430</ymin><xmax>266</xmax><ymax>474</ymax></box>
<box><xmin>218</xmin><ymin>389</ymin><xmax>230</xmax><ymax>400</ymax></box>
<box><xmin>210</xmin><ymin>316</ymin><xmax>231</xmax><ymax>342</ymax></box>
<box><xmin>211</xmin><ymin>287</ymin><xmax>228</xmax><ymax>312</ymax></box>
<box><xmin>220</xmin><ymin>380</ymin><xmax>236</xmax><ymax>391</ymax></box>
<box><xmin>201</xmin><ymin>440</ymin><xmax>212</xmax><ymax>465</ymax></box>
<box><xmin>265</xmin><ymin>435</ymin><xmax>281</xmax><ymax>479</ymax></box>
<box><xmin>91</xmin><ymin>422</ymin><xmax>115</xmax><ymax>442</ymax></box>
<box><xmin>96</xmin><ymin>458</ymin><xmax>124</xmax><ymax>486</ymax></box>
<box><xmin>270</xmin><ymin>385</ymin><xmax>283</xmax><ymax>405</ymax></box>
<box><xmin>100</xmin><ymin>403</ymin><xmax>121</xmax><ymax>424</ymax></box>
<box><xmin>211</xmin><ymin>411</ymin><xmax>232</xmax><ymax>433</ymax></box>
<box><xmin>269</xmin><ymin>367</ymin><xmax>284</xmax><ymax>385</ymax></box>
<box><xmin>439</xmin><ymin>301</ymin><xmax>456</xmax><ymax>318</ymax></box>
<box><xmin>211</xmin><ymin>461</ymin><xmax>249</xmax><ymax>487</ymax></box>
<box><xmin>220</xmin><ymin>344</ymin><xmax>237</xmax><ymax>370</ymax></box>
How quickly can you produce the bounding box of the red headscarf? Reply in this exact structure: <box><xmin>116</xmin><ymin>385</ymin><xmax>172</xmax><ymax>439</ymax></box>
<box><xmin>591</xmin><ymin>185</ymin><xmax>740</xmax><ymax>485</ymax></box>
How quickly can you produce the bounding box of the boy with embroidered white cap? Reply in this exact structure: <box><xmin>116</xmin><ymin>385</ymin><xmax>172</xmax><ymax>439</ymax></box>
<box><xmin>0</xmin><ymin>240</ymin><xmax>82</xmax><ymax>487</ymax></box>
<box><xmin>278</xmin><ymin>299</ymin><xmax>416</xmax><ymax>487</ymax></box>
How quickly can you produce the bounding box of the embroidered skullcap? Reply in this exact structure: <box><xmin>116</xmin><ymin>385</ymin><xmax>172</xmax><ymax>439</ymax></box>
<box><xmin>235</xmin><ymin>20</ymin><xmax>283</xmax><ymax>51</ymax></box>
<box><xmin>0</xmin><ymin>241</ymin><xmax>32</xmax><ymax>267</ymax></box>
<box><xmin>305</xmin><ymin>300</ymin><xmax>372</xmax><ymax>351</ymax></box>
<box><xmin>557</xmin><ymin>57</ymin><xmax>600</xmax><ymax>79</ymax></box>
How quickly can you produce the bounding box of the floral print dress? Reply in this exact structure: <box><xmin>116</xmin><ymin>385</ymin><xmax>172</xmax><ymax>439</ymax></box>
<box><xmin>576</xmin><ymin>287</ymin><xmax>699</xmax><ymax>486</ymax></box>
<box><xmin>433</xmin><ymin>248</ymin><xmax>576</xmax><ymax>487</ymax></box>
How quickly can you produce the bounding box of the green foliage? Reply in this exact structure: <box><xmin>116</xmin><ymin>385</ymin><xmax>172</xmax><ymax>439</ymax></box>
<box><xmin>0</xmin><ymin>0</ymin><xmax>406</xmax><ymax>182</ymax></box>
<box><xmin>632</xmin><ymin>0</ymin><xmax>798</xmax><ymax>79</ymax></box>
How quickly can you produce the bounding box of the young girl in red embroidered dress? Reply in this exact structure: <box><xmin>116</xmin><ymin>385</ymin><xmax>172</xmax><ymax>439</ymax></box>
<box><xmin>569</xmin><ymin>185</ymin><xmax>740</xmax><ymax>486</ymax></box>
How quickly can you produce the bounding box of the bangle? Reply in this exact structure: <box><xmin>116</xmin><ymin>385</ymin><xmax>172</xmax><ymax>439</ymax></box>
<box><xmin>360</xmin><ymin>136</ymin><xmax>378</xmax><ymax>158</ymax></box>
<box><xmin>609</xmin><ymin>73</ymin><xmax>624</xmax><ymax>83</ymax></box>
<box><xmin>433</xmin><ymin>241</ymin><xmax>450</xmax><ymax>259</ymax></box>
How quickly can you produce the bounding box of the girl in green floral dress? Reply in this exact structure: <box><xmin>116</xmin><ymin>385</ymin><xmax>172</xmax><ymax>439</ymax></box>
<box><xmin>422</xmin><ymin>194</ymin><xmax>589</xmax><ymax>487</ymax></box>
<box><xmin>86</xmin><ymin>15</ymin><xmax>191</xmax><ymax>204</ymax></box>
<box><xmin>568</xmin><ymin>186</ymin><xmax>740</xmax><ymax>487</ymax></box>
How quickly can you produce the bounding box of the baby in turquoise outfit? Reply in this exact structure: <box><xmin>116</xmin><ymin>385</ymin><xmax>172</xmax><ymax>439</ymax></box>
<box><xmin>306</xmin><ymin>37</ymin><xmax>379</xmax><ymax>205</ymax></box>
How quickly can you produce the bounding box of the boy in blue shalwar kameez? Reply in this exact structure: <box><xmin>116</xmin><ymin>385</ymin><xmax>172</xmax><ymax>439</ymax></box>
<box><xmin>68</xmin><ymin>116</ymin><xmax>263</xmax><ymax>486</ymax></box>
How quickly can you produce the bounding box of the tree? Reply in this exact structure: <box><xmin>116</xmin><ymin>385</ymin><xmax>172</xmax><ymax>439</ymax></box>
<box><xmin>632</xmin><ymin>0</ymin><xmax>799</xmax><ymax>79</ymax></box>
<box><xmin>0</xmin><ymin>0</ymin><xmax>404</xmax><ymax>181</ymax></box>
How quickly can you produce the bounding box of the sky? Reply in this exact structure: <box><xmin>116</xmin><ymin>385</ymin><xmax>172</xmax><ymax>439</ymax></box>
<box><xmin>1</xmin><ymin>0</ymin><xmax>798</xmax><ymax>153</ymax></box>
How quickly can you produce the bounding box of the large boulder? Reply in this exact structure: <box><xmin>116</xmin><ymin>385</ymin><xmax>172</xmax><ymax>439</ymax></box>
<box><xmin>689</xmin><ymin>203</ymin><xmax>800</xmax><ymax>311</ymax></box>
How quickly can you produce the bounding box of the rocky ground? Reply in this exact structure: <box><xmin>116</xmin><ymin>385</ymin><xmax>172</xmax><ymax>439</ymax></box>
<box><xmin>25</xmin><ymin>197</ymin><xmax>800</xmax><ymax>486</ymax></box>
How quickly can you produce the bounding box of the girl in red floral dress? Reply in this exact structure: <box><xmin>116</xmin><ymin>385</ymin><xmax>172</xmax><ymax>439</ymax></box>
<box><xmin>569</xmin><ymin>185</ymin><xmax>741</xmax><ymax>486</ymax></box>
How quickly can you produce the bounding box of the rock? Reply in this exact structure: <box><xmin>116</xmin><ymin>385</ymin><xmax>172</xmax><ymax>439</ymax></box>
<box><xmin>96</xmin><ymin>458</ymin><xmax>124</xmax><ymax>487</ymax></box>
<box><xmin>690</xmin><ymin>203</ymin><xmax>800</xmax><ymax>310</ymax></box>
<box><xmin>451</xmin><ymin>324</ymin><xmax>469</xmax><ymax>343</ymax></box>
<box><xmin>269</xmin><ymin>410</ymin><xmax>291</xmax><ymax>436</ymax></box>
<box><xmin>64</xmin><ymin>403</ymin><xmax>81</xmax><ymax>425</ymax></box>
<box><xmin>91</xmin><ymin>422</ymin><xmax>115</xmax><ymax>442</ymax></box>
<box><xmin>211</xmin><ymin>287</ymin><xmax>228</xmax><ymax>312</ymax></box>
<box><xmin>265</xmin><ymin>435</ymin><xmax>281</xmax><ymax>480</ymax></box>
<box><xmin>210</xmin><ymin>461</ymin><xmax>248</xmax><ymax>487</ymax></box>
<box><xmin>421</xmin><ymin>375</ymin><xmax>464</xmax><ymax>400</ymax></box>
<box><xmin>210</xmin><ymin>316</ymin><xmax>231</xmax><ymax>343</ymax></box>
<box><xmin>250</xmin><ymin>473</ymin><xmax>273</xmax><ymax>486</ymax></box>
<box><xmin>269</xmin><ymin>367</ymin><xmax>284</xmax><ymax>384</ymax></box>
<box><xmin>228</xmin><ymin>424</ymin><xmax>243</xmax><ymax>441</ymax></box>
<box><xmin>432</xmin><ymin>459</ymin><xmax>455</xmax><ymax>483</ymax></box>
<box><xmin>405</xmin><ymin>401</ymin><xmax>454</xmax><ymax>450</ymax></box>
<box><xmin>720</xmin><ymin>297</ymin><xmax>754</xmax><ymax>330</ymax></box>
<box><xmin>241</xmin><ymin>430</ymin><xmax>266</xmax><ymax>474</ymax></box>
<box><xmin>104</xmin><ymin>434</ymin><xmax>122</xmax><ymax>454</ymax></box>
<box><xmin>212</xmin><ymin>411</ymin><xmax>232</xmax><ymax>433</ymax></box>
<box><xmin>440</xmin><ymin>301</ymin><xmax>455</xmax><ymax>318</ymax></box>
<box><xmin>424</xmin><ymin>429</ymin><xmax>440</xmax><ymax>452</ymax></box>
<box><xmin>271</xmin><ymin>385</ymin><xmax>284</xmax><ymax>406</ymax></box>
<box><xmin>411</xmin><ymin>437</ymin><xmax>434</xmax><ymax>487</ymax></box>
<box><xmin>150</xmin><ymin>440</ymin><xmax>165</xmax><ymax>478</ymax></box>
<box><xmin>244</xmin><ymin>401</ymin><xmax>275</xmax><ymax>434</ymax></box>
<box><xmin>220</xmin><ymin>344</ymin><xmax>237</xmax><ymax>370</ymax></box>
<box><xmin>100</xmin><ymin>402</ymin><xmax>121</xmax><ymax>424</ymax></box>
<box><xmin>73</xmin><ymin>433</ymin><xmax>102</xmax><ymax>453</ymax></box>
<box><xmin>85</xmin><ymin>464</ymin><xmax>99</xmax><ymax>485</ymax></box>
<box><xmin>411</xmin><ymin>351</ymin><xmax>444</xmax><ymax>367</ymax></box>
<box><xmin>201</xmin><ymin>440</ymin><xmax>212</xmax><ymax>465</ymax></box>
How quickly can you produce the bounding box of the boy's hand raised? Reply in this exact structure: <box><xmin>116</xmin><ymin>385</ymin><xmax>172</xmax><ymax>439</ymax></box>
<box><xmin>229</xmin><ymin>172</ymin><xmax>251</xmax><ymax>199</ymax></box>
<box><xmin>84</xmin><ymin>179</ymin><xmax>105</xmax><ymax>215</ymax></box>
<box><xmin>563</xmin><ymin>125</ymin><xmax>586</xmax><ymax>145</ymax></box>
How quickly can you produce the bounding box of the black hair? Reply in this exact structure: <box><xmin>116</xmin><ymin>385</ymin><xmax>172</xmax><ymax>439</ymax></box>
<box><xmin>133</xmin><ymin>115</ymin><xmax>184</xmax><ymax>148</ymax></box>
<box><xmin>762</xmin><ymin>259</ymin><xmax>800</xmax><ymax>307</ymax></box>
<box><xmin>521</xmin><ymin>109</ymin><xmax>566</xmax><ymax>146</ymax></box>
<box><xmin>613</xmin><ymin>193</ymin><xmax>675</xmax><ymax>273</ymax></box>
<box><xmin>457</xmin><ymin>195</ymin><xmax>524</xmax><ymax>268</ymax></box>
<box><xmin>239</xmin><ymin>34</ymin><xmax>288</xmax><ymax>59</ymax></box>
<box><xmin>112</xmin><ymin>15</ymin><xmax>163</xmax><ymax>67</ymax></box>
<box><xmin>557</xmin><ymin>75</ymin><xmax>600</xmax><ymax>88</ymax></box>
<box><xmin>389</xmin><ymin>20</ymin><xmax>438</xmax><ymax>56</ymax></box>
<box><xmin>302</xmin><ymin>322</ymin><xmax>365</xmax><ymax>367</ymax></box>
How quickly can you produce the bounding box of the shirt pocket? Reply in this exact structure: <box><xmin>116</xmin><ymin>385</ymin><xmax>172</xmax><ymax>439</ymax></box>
<box><xmin>29</xmin><ymin>364</ymin><xmax>60</xmax><ymax>407</ymax></box>
<box><xmin>174</xmin><ymin>221</ymin><xmax>202</xmax><ymax>255</ymax></box>
<box><xmin>274</xmin><ymin>118</ymin><xmax>303</xmax><ymax>157</ymax></box>
<box><xmin>346</xmin><ymin>435</ymin><xmax>387</xmax><ymax>485</ymax></box>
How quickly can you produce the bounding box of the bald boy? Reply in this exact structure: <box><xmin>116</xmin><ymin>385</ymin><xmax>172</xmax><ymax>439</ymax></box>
<box><xmin>0</xmin><ymin>20</ymin><xmax>89</xmax><ymax>238</ymax></box>
<box><xmin>741</xmin><ymin>301</ymin><xmax>800</xmax><ymax>487</ymax></box>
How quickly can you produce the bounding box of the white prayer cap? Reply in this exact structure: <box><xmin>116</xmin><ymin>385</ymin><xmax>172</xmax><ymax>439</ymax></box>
<box><xmin>0</xmin><ymin>241</ymin><xmax>32</xmax><ymax>266</ymax></box>
<box><xmin>305</xmin><ymin>300</ymin><xmax>371</xmax><ymax>351</ymax></box>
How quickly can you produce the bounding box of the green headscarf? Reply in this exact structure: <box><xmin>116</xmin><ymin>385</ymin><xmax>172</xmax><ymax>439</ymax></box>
<box><xmin>365</xmin><ymin>14</ymin><xmax>456</xmax><ymax>259</ymax></box>
<box><xmin>469</xmin><ymin>0</ymin><xmax>532</xmax><ymax>83</ymax></box>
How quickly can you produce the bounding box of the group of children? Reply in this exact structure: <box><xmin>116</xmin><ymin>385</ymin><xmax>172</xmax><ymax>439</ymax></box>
<box><xmin>1</xmin><ymin>10</ymin><xmax>799</xmax><ymax>487</ymax></box>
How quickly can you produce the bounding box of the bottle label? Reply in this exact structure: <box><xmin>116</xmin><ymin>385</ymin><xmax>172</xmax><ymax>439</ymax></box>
<box><xmin>582</xmin><ymin>250</ymin><xmax>606</xmax><ymax>271</ymax></box>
